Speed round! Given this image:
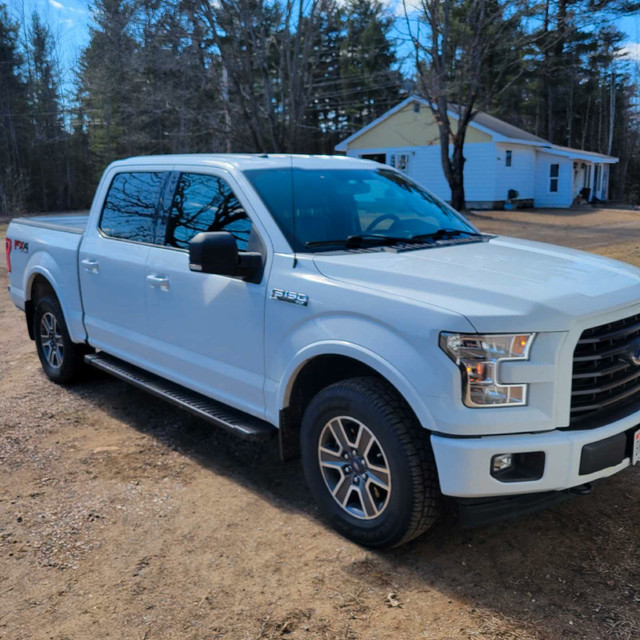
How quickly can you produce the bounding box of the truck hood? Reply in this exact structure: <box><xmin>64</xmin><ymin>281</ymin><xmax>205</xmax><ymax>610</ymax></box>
<box><xmin>312</xmin><ymin>236</ymin><xmax>640</xmax><ymax>333</ymax></box>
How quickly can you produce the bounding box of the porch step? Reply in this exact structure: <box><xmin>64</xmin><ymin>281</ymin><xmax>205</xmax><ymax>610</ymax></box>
<box><xmin>85</xmin><ymin>352</ymin><xmax>276</xmax><ymax>440</ymax></box>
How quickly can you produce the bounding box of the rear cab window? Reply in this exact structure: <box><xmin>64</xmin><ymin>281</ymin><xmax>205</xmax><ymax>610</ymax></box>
<box><xmin>99</xmin><ymin>172</ymin><xmax>166</xmax><ymax>243</ymax></box>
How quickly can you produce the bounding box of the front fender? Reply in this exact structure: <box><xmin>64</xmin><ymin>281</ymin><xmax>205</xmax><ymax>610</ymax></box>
<box><xmin>274</xmin><ymin>339</ymin><xmax>437</xmax><ymax>431</ymax></box>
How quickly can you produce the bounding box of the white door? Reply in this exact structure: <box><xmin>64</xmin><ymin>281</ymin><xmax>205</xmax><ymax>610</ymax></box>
<box><xmin>79</xmin><ymin>171</ymin><xmax>168</xmax><ymax>364</ymax></box>
<box><xmin>144</xmin><ymin>170</ymin><xmax>268</xmax><ymax>417</ymax></box>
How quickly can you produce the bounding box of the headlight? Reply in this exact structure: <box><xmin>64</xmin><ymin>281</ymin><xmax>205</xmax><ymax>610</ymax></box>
<box><xmin>439</xmin><ymin>333</ymin><xmax>535</xmax><ymax>407</ymax></box>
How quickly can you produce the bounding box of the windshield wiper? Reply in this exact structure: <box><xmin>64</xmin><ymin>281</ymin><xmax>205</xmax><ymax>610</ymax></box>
<box><xmin>411</xmin><ymin>228</ymin><xmax>482</xmax><ymax>241</ymax></box>
<box><xmin>306</xmin><ymin>234</ymin><xmax>416</xmax><ymax>249</ymax></box>
<box><xmin>305</xmin><ymin>229</ymin><xmax>483</xmax><ymax>249</ymax></box>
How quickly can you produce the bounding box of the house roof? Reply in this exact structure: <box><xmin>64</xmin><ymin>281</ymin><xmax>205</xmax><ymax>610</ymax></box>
<box><xmin>469</xmin><ymin>111</ymin><xmax>547</xmax><ymax>144</ymax></box>
<box><xmin>541</xmin><ymin>144</ymin><xmax>618</xmax><ymax>164</ymax></box>
<box><xmin>335</xmin><ymin>95</ymin><xmax>618</xmax><ymax>163</ymax></box>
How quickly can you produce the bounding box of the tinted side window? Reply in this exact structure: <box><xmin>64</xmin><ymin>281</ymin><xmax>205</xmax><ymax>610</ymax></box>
<box><xmin>163</xmin><ymin>173</ymin><xmax>251</xmax><ymax>251</ymax></box>
<box><xmin>100</xmin><ymin>172</ymin><xmax>165</xmax><ymax>243</ymax></box>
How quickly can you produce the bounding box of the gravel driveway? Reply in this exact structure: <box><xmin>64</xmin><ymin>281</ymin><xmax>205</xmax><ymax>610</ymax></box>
<box><xmin>1</xmin><ymin>210</ymin><xmax>640</xmax><ymax>640</ymax></box>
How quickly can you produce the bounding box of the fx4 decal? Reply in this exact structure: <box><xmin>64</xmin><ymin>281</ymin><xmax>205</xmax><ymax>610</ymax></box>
<box><xmin>13</xmin><ymin>239</ymin><xmax>29</xmax><ymax>253</ymax></box>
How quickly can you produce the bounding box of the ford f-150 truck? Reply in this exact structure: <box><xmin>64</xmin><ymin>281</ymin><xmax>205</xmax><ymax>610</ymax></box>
<box><xmin>7</xmin><ymin>154</ymin><xmax>640</xmax><ymax>547</ymax></box>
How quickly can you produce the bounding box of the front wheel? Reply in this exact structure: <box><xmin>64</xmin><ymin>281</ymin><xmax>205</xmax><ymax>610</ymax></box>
<box><xmin>34</xmin><ymin>295</ymin><xmax>86</xmax><ymax>384</ymax></box>
<box><xmin>301</xmin><ymin>377</ymin><xmax>441</xmax><ymax>548</ymax></box>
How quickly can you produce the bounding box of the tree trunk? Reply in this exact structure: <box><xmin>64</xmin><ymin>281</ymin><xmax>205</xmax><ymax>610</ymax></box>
<box><xmin>450</xmin><ymin>141</ymin><xmax>466</xmax><ymax>210</ymax></box>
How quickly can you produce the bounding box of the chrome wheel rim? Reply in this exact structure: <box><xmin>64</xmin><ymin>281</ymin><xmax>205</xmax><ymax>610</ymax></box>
<box><xmin>40</xmin><ymin>312</ymin><xmax>64</xmax><ymax>368</ymax></box>
<box><xmin>317</xmin><ymin>416</ymin><xmax>391</xmax><ymax>520</ymax></box>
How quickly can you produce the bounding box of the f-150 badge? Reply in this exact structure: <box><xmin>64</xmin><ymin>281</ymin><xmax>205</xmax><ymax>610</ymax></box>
<box><xmin>271</xmin><ymin>289</ymin><xmax>308</xmax><ymax>306</ymax></box>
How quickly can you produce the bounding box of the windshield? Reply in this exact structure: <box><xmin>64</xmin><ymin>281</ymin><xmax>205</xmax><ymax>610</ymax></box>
<box><xmin>244</xmin><ymin>167</ymin><xmax>479</xmax><ymax>252</ymax></box>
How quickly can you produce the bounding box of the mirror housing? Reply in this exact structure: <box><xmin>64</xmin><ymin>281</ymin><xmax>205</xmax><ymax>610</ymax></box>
<box><xmin>188</xmin><ymin>232</ymin><xmax>262</xmax><ymax>281</ymax></box>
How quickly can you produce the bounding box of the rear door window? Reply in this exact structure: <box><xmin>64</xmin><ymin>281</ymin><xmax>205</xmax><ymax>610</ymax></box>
<box><xmin>160</xmin><ymin>173</ymin><xmax>252</xmax><ymax>251</ymax></box>
<box><xmin>100</xmin><ymin>172</ymin><xmax>165</xmax><ymax>243</ymax></box>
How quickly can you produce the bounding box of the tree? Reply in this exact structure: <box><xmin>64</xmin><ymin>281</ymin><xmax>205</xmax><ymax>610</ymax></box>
<box><xmin>308</xmin><ymin>0</ymin><xmax>404</xmax><ymax>153</ymax></box>
<box><xmin>197</xmin><ymin>0</ymin><xmax>338</xmax><ymax>152</ymax></box>
<box><xmin>25</xmin><ymin>12</ymin><xmax>66</xmax><ymax>210</ymax></box>
<box><xmin>77</xmin><ymin>0</ymin><xmax>137</xmax><ymax>165</ymax></box>
<box><xmin>338</xmin><ymin>0</ymin><xmax>404</xmax><ymax>130</ymax></box>
<box><xmin>404</xmin><ymin>0</ymin><xmax>541</xmax><ymax>210</ymax></box>
<box><xmin>0</xmin><ymin>3</ymin><xmax>29</xmax><ymax>215</ymax></box>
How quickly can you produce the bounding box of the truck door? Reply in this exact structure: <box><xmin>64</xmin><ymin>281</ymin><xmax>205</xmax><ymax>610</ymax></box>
<box><xmin>79</xmin><ymin>170</ymin><xmax>168</xmax><ymax>365</ymax></box>
<box><xmin>144</xmin><ymin>170</ymin><xmax>268</xmax><ymax>418</ymax></box>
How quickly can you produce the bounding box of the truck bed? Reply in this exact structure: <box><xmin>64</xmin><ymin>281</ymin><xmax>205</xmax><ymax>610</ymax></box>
<box><xmin>13</xmin><ymin>213</ymin><xmax>89</xmax><ymax>235</ymax></box>
<box><xmin>7</xmin><ymin>213</ymin><xmax>89</xmax><ymax>342</ymax></box>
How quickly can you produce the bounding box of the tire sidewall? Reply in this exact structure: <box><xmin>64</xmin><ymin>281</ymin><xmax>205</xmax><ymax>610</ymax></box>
<box><xmin>301</xmin><ymin>382</ymin><xmax>421</xmax><ymax>547</ymax></box>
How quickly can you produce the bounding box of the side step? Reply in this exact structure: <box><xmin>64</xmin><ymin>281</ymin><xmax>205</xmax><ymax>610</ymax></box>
<box><xmin>85</xmin><ymin>353</ymin><xmax>276</xmax><ymax>440</ymax></box>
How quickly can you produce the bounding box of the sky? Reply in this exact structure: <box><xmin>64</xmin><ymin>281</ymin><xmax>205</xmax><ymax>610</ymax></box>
<box><xmin>9</xmin><ymin>0</ymin><xmax>640</xmax><ymax>95</ymax></box>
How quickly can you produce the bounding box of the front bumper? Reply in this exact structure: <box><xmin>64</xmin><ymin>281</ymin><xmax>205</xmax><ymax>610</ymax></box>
<box><xmin>432</xmin><ymin>408</ymin><xmax>640</xmax><ymax>498</ymax></box>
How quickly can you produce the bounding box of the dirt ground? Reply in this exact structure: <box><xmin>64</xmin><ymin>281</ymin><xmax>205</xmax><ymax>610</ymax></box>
<box><xmin>2</xmin><ymin>207</ymin><xmax>640</xmax><ymax>640</ymax></box>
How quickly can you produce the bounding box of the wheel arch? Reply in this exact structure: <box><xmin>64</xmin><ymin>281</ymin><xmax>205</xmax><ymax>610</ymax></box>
<box><xmin>25</xmin><ymin>271</ymin><xmax>61</xmax><ymax>340</ymax></box>
<box><xmin>277</xmin><ymin>343</ymin><xmax>434</xmax><ymax>460</ymax></box>
<box><xmin>23</xmin><ymin>261</ymin><xmax>86</xmax><ymax>343</ymax></box>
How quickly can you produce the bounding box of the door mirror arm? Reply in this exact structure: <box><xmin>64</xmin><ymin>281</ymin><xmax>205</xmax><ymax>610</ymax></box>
<box><xmin>235</xmin><ymin>252</ymin><xmax>263</xmax><ymax>283</ymax></box>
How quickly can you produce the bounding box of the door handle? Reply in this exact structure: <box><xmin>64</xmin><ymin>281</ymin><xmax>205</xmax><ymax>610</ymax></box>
<box><xmin>81</xmin><ymin>258</ymin><xmax>99</xmax><ymax>273</ymax></box>
<box><xmin>147</xmin><ymin>274</ymin><xmax>170</xmax><ymax>291</ymax></box>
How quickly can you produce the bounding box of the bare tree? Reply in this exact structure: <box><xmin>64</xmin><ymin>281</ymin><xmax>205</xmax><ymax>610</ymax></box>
<box><xmin>403</xmin><ymin>0</ymin><xmax>544</xmax><ymax>210</ymax></box>
<box><xmin>197</xmin><ymin>0</ymin><xmax>336</xmax><ymax>152</ymax></box>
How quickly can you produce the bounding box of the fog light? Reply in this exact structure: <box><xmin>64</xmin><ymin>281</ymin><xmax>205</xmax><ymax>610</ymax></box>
<box><xmin>492</xmin><ymin>453</ymin><xmax>513</xmax><ymax>473</ymax></box>
<box><xmin>491</xmin><ymin>451</ymin><xmax>545</xmax><ymax>482</ymax></box>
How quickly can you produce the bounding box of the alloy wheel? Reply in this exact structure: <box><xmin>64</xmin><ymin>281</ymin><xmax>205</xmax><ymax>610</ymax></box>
<box><xmin>317</xmin><ymin>416</ymin><xmax>391</xmax><ymax>520</ymax></box>
<box><xmin>40</xmin><ymin>311</ymin><xmax>64</xmax><ymax>368</ymax></box>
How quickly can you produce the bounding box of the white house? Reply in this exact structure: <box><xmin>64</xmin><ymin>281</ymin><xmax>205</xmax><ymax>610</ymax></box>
<box><xmin>335</xmin><ymin>96</ymin><xmax>618</xmax><ymax>209</ymax></box>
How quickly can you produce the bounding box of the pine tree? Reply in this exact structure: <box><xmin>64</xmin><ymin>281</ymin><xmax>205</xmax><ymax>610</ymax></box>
<box><xmin>77</xmin><ymin>0</ymin><xmax>137</xmax><ymax>165</ymax></box>
<box><xmin>25</xmin><ymin>12</ymin><xmax>66</xmax><ymax>210</ymax></box>
<box><xmin>0</xmin><ymin>3</ymin><xmax>29</xmax><ymax>215</ymax></box>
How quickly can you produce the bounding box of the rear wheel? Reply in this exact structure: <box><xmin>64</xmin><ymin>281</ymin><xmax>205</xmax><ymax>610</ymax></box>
<box><xmin>34</xmin><ymin>295</ymin><xmax>86</xmax><ymax>384</ymax></box>
<box><xmin>301</xmin><ymin>377</ymin><xmax>441</xmax><ymax>548</ymax></box>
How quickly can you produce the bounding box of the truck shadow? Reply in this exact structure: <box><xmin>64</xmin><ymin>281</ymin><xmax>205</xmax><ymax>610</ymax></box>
<box><xmin>70</xmin><ymin>371</ymin><xmax>640</xmax><ymax>640</ymax></box>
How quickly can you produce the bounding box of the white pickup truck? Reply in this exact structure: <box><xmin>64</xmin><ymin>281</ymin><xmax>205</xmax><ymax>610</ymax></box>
<box><xmin>6</xmin><ymin>154</ymin><xmax>640</xmax><ymax>547</ymax></box>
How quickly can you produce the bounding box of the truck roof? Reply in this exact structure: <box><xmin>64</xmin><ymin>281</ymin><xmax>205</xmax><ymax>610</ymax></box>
<box><xmin>108</xmin><ymin>154</ymin><xmax>379</xmax><ymax>172</ymax></box>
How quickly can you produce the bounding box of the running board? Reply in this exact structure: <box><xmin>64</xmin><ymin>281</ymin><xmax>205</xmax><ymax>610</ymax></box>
<box><xmin>85</xmin><ymin>353</ymin><xmax>276</xmax><ymax>440</ymax></box>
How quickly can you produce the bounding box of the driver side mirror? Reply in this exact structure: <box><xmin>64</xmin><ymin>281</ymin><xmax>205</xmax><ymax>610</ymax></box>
<box><xmin>188</xmin><ymin>232</ymin><xmax>262</xmax><ymax>282</ymax></box>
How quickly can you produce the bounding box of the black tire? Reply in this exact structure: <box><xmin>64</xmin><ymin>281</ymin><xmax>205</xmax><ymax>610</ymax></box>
<box><xmin>33</xmin><ymin>295</ymin><xmax>86</xmax><ymax>384</ymax></box>
<box><xmin>301</xmin><ymin>377</ymin><xmax>441</xmax><ymax>548</ymax></box>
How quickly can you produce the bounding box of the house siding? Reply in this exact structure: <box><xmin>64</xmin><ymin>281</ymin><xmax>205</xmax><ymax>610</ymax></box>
<box><xmin>494</xmin><ymin>143</ymin><xmax>536</xmax><ymax>202</ymax></box>
<box><xmin>348</xmin><ymin>143</ymin><xmax>497</xmax><ymax>204</ymax></box>
<box><xmin>534</xmin><ymin>152</ymin><xmax>573</xmax><ymax>207</ymax></box>
<box><xmin>347</xmin><ymin>102</ymin><xmax>492</xmax><ymax>150</ymax></box>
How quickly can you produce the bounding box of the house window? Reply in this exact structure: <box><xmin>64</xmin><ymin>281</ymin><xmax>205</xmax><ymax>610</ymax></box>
<box><xmin>505</xmin><ymin>150</ymin><xmax>512</xmax><ymax>167</ymax></box>
<box><xmin>549</xmin><ymin>164</ymin><xmax>559</xmax><ymax>193</ymax></box>
<box><xmin>398</xmin><ymin>154</ymin><xmax>409</xmax><ymax>172</ymax></box>
<box><xmin>359</xmin><ymin>153</ymin><xmax>386</xmax><ymax>164</ymax></box>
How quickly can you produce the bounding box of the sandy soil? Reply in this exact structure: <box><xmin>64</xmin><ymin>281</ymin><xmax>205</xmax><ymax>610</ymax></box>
<box><xmin>2</xmin><ymin>209</ymin><xmax>640</xmax><ymax>640</ymax></box>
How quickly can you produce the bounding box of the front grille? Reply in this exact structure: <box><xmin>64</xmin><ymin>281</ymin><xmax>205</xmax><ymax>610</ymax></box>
<box><xmin>570</xmin><ymin>312</ymin><xmax>640</xmax><ymax>428</ymax></box>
